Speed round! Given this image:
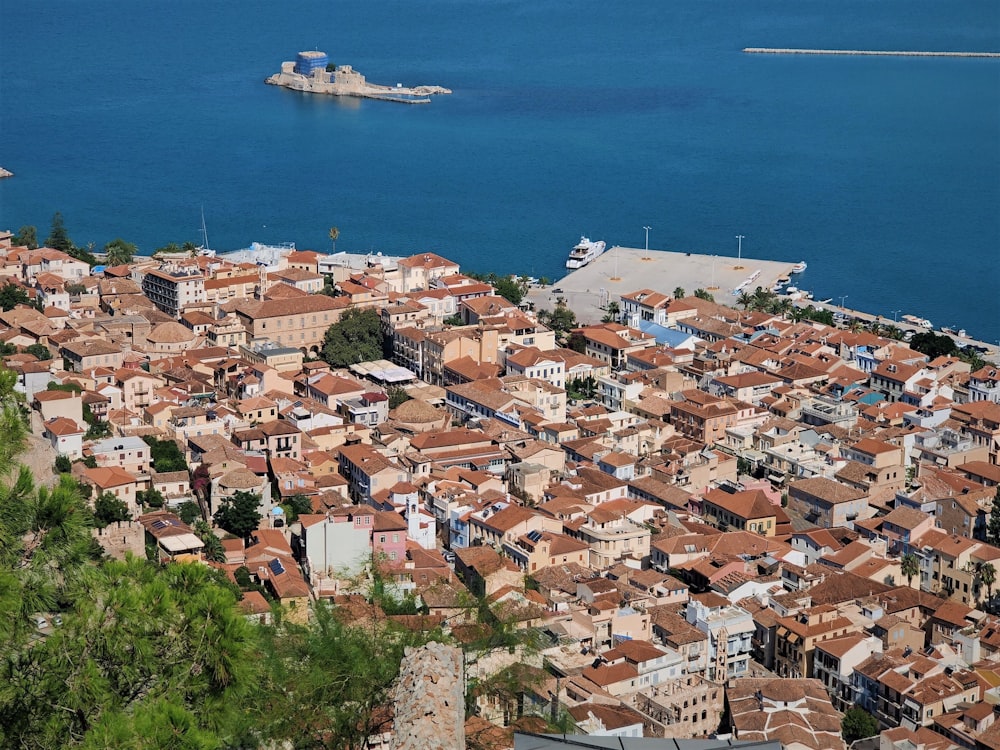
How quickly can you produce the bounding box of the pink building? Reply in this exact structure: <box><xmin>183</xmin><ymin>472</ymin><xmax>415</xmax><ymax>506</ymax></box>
<box><xmin>373</xmin><ymin>510</ymin><xmax>408</xmax><ymax>564</ymax></box>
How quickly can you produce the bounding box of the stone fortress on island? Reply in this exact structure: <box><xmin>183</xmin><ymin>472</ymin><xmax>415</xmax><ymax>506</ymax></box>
<box><xmin>266</xmin><ymin>50</ymin><xmax>451</xmax><ymax>104</ymax></box>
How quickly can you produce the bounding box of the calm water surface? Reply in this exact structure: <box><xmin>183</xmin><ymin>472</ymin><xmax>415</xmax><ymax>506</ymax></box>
<box><xmin>1</xmin><ymin>0</ymin><xmax>998</xmax><ymax>338</ymax></box>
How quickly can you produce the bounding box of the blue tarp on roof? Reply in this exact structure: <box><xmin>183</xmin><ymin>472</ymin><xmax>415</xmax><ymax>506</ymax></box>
<box><xmin>635</xmin><ymin>320</ymin><xmax>701</xmax><ymax>348</ymax></box>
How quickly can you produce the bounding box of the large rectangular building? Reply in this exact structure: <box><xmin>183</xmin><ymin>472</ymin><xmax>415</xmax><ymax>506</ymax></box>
<box><xmin>232</xmin><ymin>295</ymin><xmax>350</xmax><ymax>354</ymax></box>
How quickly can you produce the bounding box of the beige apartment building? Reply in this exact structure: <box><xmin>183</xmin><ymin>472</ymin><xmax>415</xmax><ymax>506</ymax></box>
<box><xmin>232</xmin><ymin>295</ymin><xmax>350</xmax><ymax>354</ymax></box>
<box><xmin>61</xmin><ymin>339</ymin><xmax>125</xmax><ymax>372</ymax></box>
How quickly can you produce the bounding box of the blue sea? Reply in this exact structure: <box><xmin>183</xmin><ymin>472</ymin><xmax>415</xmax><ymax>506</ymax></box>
<box><xmin>1</xmin><ymin>0</ymin><xmax>998</xmax><ymax>340</ymax></box>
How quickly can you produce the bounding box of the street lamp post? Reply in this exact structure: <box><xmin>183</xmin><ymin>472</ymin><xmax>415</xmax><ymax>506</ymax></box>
<box><xmin>891</xmin><ymin>309</ymin><xmax>901</xmax><ymax>323</ymax></box>
<box><xmin>643</xmin><ymin>226</ymin><xmax>651</xmax><ymax>253</ymax></box>
<box><xmin>839</xmin><ymin>295</ymin><xmax>849</xmax><ymax>310</ymax></box>
<box><xmin>735</xmin><ymin>234</ymin><xmax>745</xmax><ymax>262</ymax></box>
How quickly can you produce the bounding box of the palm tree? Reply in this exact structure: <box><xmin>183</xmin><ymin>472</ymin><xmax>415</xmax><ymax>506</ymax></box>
<box><xmin>768</xmin><ymin>297</ymin><xmax>793</xmax><ymax>319</ymax></box>
<box><xmin>328</xmin><ymin>226</ymin><xmax>340</xmax><ymax>252</ymax></box>
<box><xmin>978</xmin><ymin>562</ymin><xmax>996</xmax><ymax>606</ymax></box>
<box><xmin>736</xmin><ymin>291</ymin><xmax>753</xmax><ymax>311</ymax></box>
<box><xmin>673</xmin><ymin>287</ymin><xmax>685</xmax><ymax>300</ymax></box>
<box><xmin>602</xmin><ymin>300</ymin><xmax>621</xmax><ymax>323</ymax></box>
<box><xmin>751</xmin><ymin>287</ymin><xmax>775</xmax><ymax>312</ymax></box>
<box><xmin>901</xmin><ymin>553</ymin><xmax>920</xmax><ymax>589</ymax></box>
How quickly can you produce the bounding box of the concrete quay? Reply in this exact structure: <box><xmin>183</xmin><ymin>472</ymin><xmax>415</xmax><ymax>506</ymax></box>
<box><xmin>525</xmin><ymin>246</ymin><xmax>799</xmax><ymax>326</ymax></box>
<box><xmin>798</xmin><ymin>301</ymin><xmax>1000</xmax><ymax>363</ymax></box>
<box><xmin>744</xmin><ymin>48</ymin><xmax>1000</xmax><ymax>58</ymax></box>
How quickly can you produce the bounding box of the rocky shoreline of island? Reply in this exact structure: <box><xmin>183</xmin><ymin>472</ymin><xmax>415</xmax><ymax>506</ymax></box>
<box><xmin>266</xmin><ymin>50</ymin><xmax>451</xmax><ymax>104</ymax></box>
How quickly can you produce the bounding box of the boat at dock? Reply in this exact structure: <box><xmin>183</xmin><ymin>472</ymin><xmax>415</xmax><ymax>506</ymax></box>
<box><xmin>791</xmin><ymin>261</ymin><xmax>807</xmax><ymax>273</ymax></box>
<box><xmin>902</xmin><ymin>314</ymin><xmax>933</xmax><ymax>329</ymax></box>
<box><xmin>566</xmin><ymin>237</ymin><xmax>607</xmax><ymax>269</ymax></box>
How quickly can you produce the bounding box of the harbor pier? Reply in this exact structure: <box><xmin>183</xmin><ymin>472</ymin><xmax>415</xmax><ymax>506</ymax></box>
<box><xmin>743</xmin><ymin>48</ymin><xmax>1000</xmax><ymax>58</ymax></box>
<box><xmin>525</xmin><ymin>247</ymin><xmax>799</xmax><ymax>326</ymax></box>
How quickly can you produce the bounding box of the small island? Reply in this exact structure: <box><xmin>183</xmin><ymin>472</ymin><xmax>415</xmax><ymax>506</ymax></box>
<box><xmin>265</xmin><ymin>50</ymin><xmax>451</xmax><ymax>104</ymax></box>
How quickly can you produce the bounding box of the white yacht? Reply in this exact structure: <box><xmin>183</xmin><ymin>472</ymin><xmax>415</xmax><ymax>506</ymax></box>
<box><xmin>565</xmin><ymin>236</ymin><xmax>607</xmax><ymax>269</ymax></box>
<box><xmin>791</xmin><ymin>260</ymin><xmax>808</xmax><ymax>273</ymax></box>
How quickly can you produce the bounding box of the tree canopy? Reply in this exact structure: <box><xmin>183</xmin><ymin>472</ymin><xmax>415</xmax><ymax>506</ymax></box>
<box><xmin>44</xmin><ymin>211</ymin><xmax>74</xmax><ymax>254</ymax></box>
<box><xmin>103</xmin><ymin>238</ymin><xmax>138</xmax><ymax>267</ymax></box>
<box><xmin>321</xmin><ymin>307</ymin><xmax>385</xmax><ymax>367</ymax></box>
<box><xmin>538</xmin><ymin>298</ymin><xmax>577</xmax><ymax>341</ymax></box>
<box><xmin>493</xmin><ymin>276</ymin><xmax>524</xmax><ymax>306</ymax></box>
<box><xmin>910</xmin><ymin>331</ymin><xmax>959</xmax><ymax>359</ymax></box>
<box><xmin>213</xmin><ymin>490</ymin><xmax>262</xmax><ymax>540</ymax></box>
<box><xmin>142</xmin><ymin>436</ymin><xmax>188</xmax><ymax>473</ymax></box>
<box><xmin>12</xmin><ymin>225</ymin><xmax>38</xmax><ymax>249</ymax></box>
<box><xmin>0</xmin><ymin>283</ymin><xmax>30</xmax><ymax>312</ymax></box>
<box><xmin>841</xmin><ymin>707</ymin><xmax>879</xmax><ymax>744</ymax></box>
<box><xmin>93</xmin><ymin>491</ymin><xmax>131</xmax><ymax>528</ymax></box>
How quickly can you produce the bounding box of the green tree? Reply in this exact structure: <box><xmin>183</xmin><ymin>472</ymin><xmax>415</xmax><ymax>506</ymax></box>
<box><xmin>693</xmin><ymin>288</ymin><xmax>714</xmax><ymax>302</ymax></box>
<box><xmin>177</xmin><ymin>500</ymin><xmax>202</xmax><ymax>525</ymax></box>
<box><xmin>1</xmin><ymin>558</ymin><xmax>258</xmax><ymax>748</ymax></box>
<box><xmin>988</xmin><ymin>486</ymin><xmax>1000</xmax><ymax>546</ymax></box>
<box><xmin>142</xmin><ymin>436</ymin><xmax>188</xmax><ymax>473</ymax></box>
<box><xmin>539</xmin><ymin>298</ymin><xmax>577</xmax><ymax>342</ymax></box>
<box><xmin>567</xmin><ymin>376</ymin><xmax>597</xmax><ymax>400</ymax></box>
<box><xmin>54</xmin><ymin>455</ymin><xmax>72</xmax><ymax>474</ymax></box>
<box><xmin>980</xmin><ymin>562</ymin><xmax>997</xmax><ymax>605</ymax></box>
<box><xmin>841</xmin><ymin>707</ymin><xmax>879</xmax><ymax>744</ymax></box>
<box><xmin>493</xmin><ymin>276</ymin><xmax>524</xmax><ymax>305</ymax></box>
<box><xmin>137</xmin><ymin>487</ymin><xmax>165</xmax><ymax>508</ymax></box>
<box><xmin>901</xmin><ymin>553</ymin><xmax>920</xmax><ymax>589</ymax></box>
<box><xmin>12</xmin><ymin>225</ymin><xmax>38</xmax><ymax>249</ymax></box>
<box><xmin>673</xmin><ymin>286</ymin><xmax>685</xmax><ymax>299</ymax></box>
<box><xmin>321</xmin><ymin>307</ymin><xmax>385</xmax><ymax>367</ymax></box>
<box><xmin>85</xmin><ymin>420</ymin><xmax>111</xmax><ymax>440</ymax></box>
<box><xmin>799</xmin><ymin>305</ymin><xmax>835</xmax><ymax>326</ymax></box>
<box><xmin>328</xmin><ymin>226</ymin><xmax>340</xmax><ymax>252</ymax></box>
<box><xmin>909</xmin><ymin>331</ymin><xmax>959</xmax><ymax>359</ymax></box>
<box><xmin>601</xmin><ymin>300</ymin><xmax>620</xmax><ymax>323</ymax></box>
<box><xmin>234</xmin><ymin>566</ymin><xmax>253</xmax><ymax>589</ymax></box>
<box><xmin>103</xmin><ymin>238</ymin><xmax>138</xmax><ymax>266</ymax></box>
<box><xmin>44</xmin><ymin>211</ymin><xmax>74</xmax><ymax>253</ymax></box>
<box><xmin>567</xmin><ymin>331</ymin><xmax>587</xmax><ymax>353</ymax></box>
<box><xmin>388</xmin><ymin>386</ymin><xmax>411</xmax><ymax>409</ymax></box>
<box><xmin>443</xmin><ymin>313</ymin><xmax>464</xmax><ymax>326</ymax></box>
<box><xmin>24</xmin><ymin>343</ymin><xmax>52</xmax><ymax>360</ymax></box>
<box><xmin>281</xmin><ymin>494</ymin><xmax>314</xmax><ymax>523</ymax></box>
<box><xmin>193</xmin><ymin>520</ymin><xmax>226</xmax><ymax>563</ymax></box>
<box><xmin>0</xmin><ymin>283</ymin><xmax>30</xmax><ymax>311</ymax></box>
<box><xmin>93</xmin><ymin>491</ymin><xmax>131</xmax><ymax>528</ymax></box>
<box><xmin>256</xmin><ymin>599</ymin><xmax>439</xmax><ymax>749</ymax></box>
<box><xmin>213</xmin><ymin>490</ymin><xmax>262</xmax><ymax>540</ymax></box>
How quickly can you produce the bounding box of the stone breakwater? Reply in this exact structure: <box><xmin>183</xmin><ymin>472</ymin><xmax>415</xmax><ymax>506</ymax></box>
<box><xmin>744</xmin><ymin>47</ymin><xmax>1000</xmax><ymax>58</ymax></box>
<box><xmin>266</xmin><ymin>62</ymin><xmax>451</xmax><ymax>104</ymax></box>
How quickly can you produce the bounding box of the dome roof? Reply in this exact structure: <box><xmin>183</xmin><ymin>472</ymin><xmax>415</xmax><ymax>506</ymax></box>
<box><xmin>218</xmin><ymin>469</ymin><xmax>261</xmax><ymax>490</ymax></box>
<box><xmin>147</xmin><ymin>321</ymin><xmax>196</xmax><ymax>344</ymax></box>
<box><xmin>390</xmin><ymin>398</ymin><xmax>445</xmax><ymax>423</ymax></box>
